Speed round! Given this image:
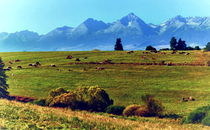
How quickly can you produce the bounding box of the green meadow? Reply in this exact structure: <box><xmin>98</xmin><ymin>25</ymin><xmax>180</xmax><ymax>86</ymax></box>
<box><xmin>0</xmin><ymin>50</ymin><xmax>210</xmax><ymax>129</ymax></box>
<box><xmin>0</xmin><ymin>50</ymin><xmax>209</xmax><ymax>117</ymax></box>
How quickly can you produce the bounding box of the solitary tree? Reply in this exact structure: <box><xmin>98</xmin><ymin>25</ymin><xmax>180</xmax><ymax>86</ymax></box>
<box><xmin>114</xmin><ymin>38</ymin><xmax>124</xmax><ymax>51</ymax></box>
<box><xmin>170</xmin><ymin>37</ymin><xmax>177</xmax><ymax>50</ymax></box>
<box><xmin>0</xmin><ymin>58</ymin><xmax>9</xmax><ymax>98</ymax></box>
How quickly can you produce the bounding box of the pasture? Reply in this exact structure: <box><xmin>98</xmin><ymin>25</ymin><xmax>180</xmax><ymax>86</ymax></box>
<box><xmin>1</xmin><ymin>50</ymin><xmax>210</xmax><ymax>117</ymax></box>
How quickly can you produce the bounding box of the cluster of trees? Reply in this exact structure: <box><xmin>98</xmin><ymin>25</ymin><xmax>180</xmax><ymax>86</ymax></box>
<box><xmin>170</xmin><ymin>37</ymin><xmax>201</xmax><ymax>50</ymax></box>
<box><xmin>114</xmin><ymin>38</ymin><xmax>202</xmax><ymax>51</ymax></box>
<box><xmin>114</xmin><ymin>37</ymin><xmax>209</xmax><ymax>51</ymax></box>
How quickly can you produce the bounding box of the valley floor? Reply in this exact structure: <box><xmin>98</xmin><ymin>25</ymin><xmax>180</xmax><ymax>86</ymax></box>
<box><xmin>0</xmin><ymin>50</ymin><xmax>210</xmax><ymax>129</ymax></box>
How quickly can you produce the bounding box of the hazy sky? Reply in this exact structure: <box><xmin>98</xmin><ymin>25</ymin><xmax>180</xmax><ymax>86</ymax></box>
<box><xmin>1</xmin><ymin>0</ymin><xmax>210</xmax><ymax>34</ymax></box>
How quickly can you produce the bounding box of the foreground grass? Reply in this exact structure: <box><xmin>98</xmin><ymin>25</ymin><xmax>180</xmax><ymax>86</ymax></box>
<box><xmin>0</xmin><ymin>99</ymin><xmax>209</xmax><ymax>130</ymax></box>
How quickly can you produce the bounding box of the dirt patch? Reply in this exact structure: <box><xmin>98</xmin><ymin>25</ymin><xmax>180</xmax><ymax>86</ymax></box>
<box><xmin>8</xmin><ymin>95</ymin><xmax>36</xmax><ymax>103</ymax></box>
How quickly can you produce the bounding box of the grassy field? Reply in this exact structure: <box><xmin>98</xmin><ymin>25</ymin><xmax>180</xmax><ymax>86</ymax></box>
<box><xmin>0</xmin><ymin>50</ymin><xmax>210</xmax><ymax>129</ymax></box>
<box><xmin>0</xmin><ymin>99</ymin><xmax>209</xmax><ymax>130</ymax></box>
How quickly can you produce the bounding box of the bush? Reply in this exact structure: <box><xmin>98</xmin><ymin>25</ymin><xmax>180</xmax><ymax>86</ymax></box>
<box><xmin>183</xmin><ymin>106</ymin><xmax>210</xmax><ymax>124</ymax></box>
<box><xmin>134</xmin><ymin>105</ymin><xmax>150</xmax><ymax>117</ymax></box>
<box><xmin>49</xmin><ymin>86</ymin><xmax>113</xmax><ymax>112</ymax></box>
<box><xmin>49</xmin><ymin>92</ymin><xmax>88</xmax><ymax>110</ymax></box>
<box><xmin>49</xmin><ymin>87</ymin><xmax>68</xmax><ymax>98</ymax></box>
<box><xmin>105</xmin><ymin>105</ymin><xmax>125</xmax><ymax>115</ymax></box>
<box><xmin>141</xmin><ymin>95</ymin><xmax>164</xmax><ymax>117</ymax></box>
<box><xmin>123</xmin><ymin>105</ymin><xmax>141</xmax><ymax>116</ymax></box>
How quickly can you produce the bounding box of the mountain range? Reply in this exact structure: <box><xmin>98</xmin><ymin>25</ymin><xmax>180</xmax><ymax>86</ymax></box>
<box><xmin>1</xmin><ymin>13</ymin><xmax>210</xmax><ymax>52</ymax></box>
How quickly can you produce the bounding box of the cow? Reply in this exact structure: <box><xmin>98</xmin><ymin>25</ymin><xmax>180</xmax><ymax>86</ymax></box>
<box><xmin>28</xmin><ymin>64</ymin><xmax>33</xmax><ymax>66</ymax></box>
<box><xmin>35</xmin><ymin>62</ymin><xmax>41</xmax><ymax>66</ymax></box>
<box><xmin>17</xmin><ymin>66</ymin><xmax>22</xmax><ymax>69</ymax></box>
<box><xmin>96</xmin><ymin>67</ymin><xmax>105</xmax><ymax>70</ymax></box>
<box><xmin>15</xmin><ymin>59</ymin><xmax>21</xmax><ymax>62</ymax></box>
<box><xmin>127</xmin><ymin>51</ymin><xmax>134</xmax><ymax>54</ymax></box>
<box><xmin>66</xmin><ymin>55</ymin><xmax>73</xmax><ymax>59</ymax></box>
<box><xmin>75</xmin><ymin>58</ymin><xmax>80</xmax><ymax>61</ymax></box>
<box><xmin>50</xmin><ymin>64</ymin><xmax>56</xmax><ymax>67</ymax></box>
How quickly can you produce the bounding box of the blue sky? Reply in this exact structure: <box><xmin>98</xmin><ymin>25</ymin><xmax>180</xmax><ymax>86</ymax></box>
<box><xmin>1</xmin><ymin>0</ymin><xmax>210</xmax><ymax>34</ymax></box>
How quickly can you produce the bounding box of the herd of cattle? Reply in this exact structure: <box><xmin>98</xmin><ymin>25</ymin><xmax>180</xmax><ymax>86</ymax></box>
<box><xmin>3</xmin><ymin>50</ymin><xmax>194</xmax><ymax>71</ymax></box>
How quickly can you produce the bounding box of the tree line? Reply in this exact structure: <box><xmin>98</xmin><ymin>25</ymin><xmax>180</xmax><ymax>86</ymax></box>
<box><xmin>114</xmin><ymin>37</ymin><xmax>209</xmax><ymax>51</ymax></box>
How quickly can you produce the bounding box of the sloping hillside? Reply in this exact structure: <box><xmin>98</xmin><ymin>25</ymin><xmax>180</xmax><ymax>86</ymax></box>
<box><xmin>0</xmin><ymin>99</ymin><xmax>209</xmax><ymax>129</ymax></box>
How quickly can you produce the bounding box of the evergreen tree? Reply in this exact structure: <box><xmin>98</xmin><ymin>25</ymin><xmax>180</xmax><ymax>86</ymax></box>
<box><xmin>146</xmin><ymin>45</ymin><xmax>157</xmax><ymax>51</ymax></box>
<box><xmin>177</xmin><ymin>38</ymin><xmax>187</xmax><ymax>50</ymax></box>
<box><xmin>170</xmin><ymin>37</ymin><xmax>177</xmax><ymax>50</ymax></box>
<box><xmin>205</xmin><ymin>42</ymin><xmax>210</xmax><ymax>51</ymax></box>
<box><xmin>114</xmin><ymin>38</ymin><xmax>124</xmax><ymax>51</ymax></box>
<box><xmin>0</xmin><ymin>58</ymin><xmax>8</xmax><ymax>98</ymax></box>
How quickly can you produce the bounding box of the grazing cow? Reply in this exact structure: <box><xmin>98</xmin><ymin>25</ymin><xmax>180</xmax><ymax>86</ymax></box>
<box><xmin>181</xmin><ymin>97</ymin><xmax>195</xmax><ymax>102</ymax></box>
<box><xmin>150</xmin><ymin>50</ymin><xmax>158</xmax><ymax>53</ymax></box>
<box><xmin>28</xmin><ymin>64</ymin><xmax>33</xmax><ymax>66</ymax></box>
<box><xmin>179</xmin><ymin>52</ymin><xmax>186</xmax><ymax>54</ymax></box>
<box><xmin>35</xmin><ymin>62</ymin><xmax>41</xmax><ymax>66</ymax></box>
<box><xmin>50</xmin><ymin>64</ymin><xmax>56</xmax><ymax>67</ymax></box>
<box><xmin>143</xmin><ymin>52</ymin><xmax>150</xmax><ymax>54</ymax></box>
<box><xmin>7</xmin><ymin>66</ymin><xmax>12</xmax><ymax>70</ymax></box>
<box><xmin>75</xmin><ymin>58</ymin><xmax>80</xmax><ymax>61</ymax></box>
<box><xmin>96</xmin><ymin>67</ymin><xmax>105</xmax><ymax>70</ymax></box>
<box><xmin>15</xmin><ymin>59</ymin><xmax>21</xmax><ymax>62</ymax></box>
<box><xmin>83</xmin><ymin>68</ymin><xmax>88</xmax><ymax>71</ymax></box>
<box><xmin>9</xmin><ymin>61</ymin><xmax>13</xmax><ymax>64</ymax></box>
<box><xmin>84</xmin><ymin>57</ymin><xmax>88</xmax><ymax>59</ymax></box>
<box><xmin>17</xmin><ymin>66</ymin><xmax>22</xmax><ymax>69</ymax></box>
<box><xmin>127</xmin><ymin>51</ymin><xmax>134</xmax><ymax>54</ymax></box>
<box><xmin>185</xmin><ymin>53</ymin><xmax>190</xmax><ymax>55</ymax></box>
<box><xmin>66</xmin><ymin>55</ymin><xmax>73</xmax><ymax>59</ymax></box>
<box><xmin>33</xmin><ymin>64</ymin><xmax>39</xmax><ymax>68</ymax></box>
<box><xmin>188</xmin><ymin>96</ymin><xmax>195</xmax><ymax>101</ymax></box>
<box><xmin>103</xmin><ymin>59</ymin><xmax>112</xmax><ymax>64</ymax></box>
<box><xmin>182</xmin><ymin>98</ymin><xmax>188</xmax><ymax>102</ymax></box>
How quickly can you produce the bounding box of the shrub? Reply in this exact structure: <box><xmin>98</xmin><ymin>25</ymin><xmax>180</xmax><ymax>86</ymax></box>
<box><xmin>201</xmin><ymin>116</ymin><xmax>210</xmax><ymax>126</ymax></box>
<box><xmin>49</xmin><ymin>86</ymin><xmax>113</xmax><ymax>112</ymax></box>
<box><xmin>49</xmin><ymin>92</ymin><xmax>88</xmax><ymax>110</ymax></box>
<box><xmin>183</xmin><ymin>106</ymin><xmax>210</xmax><ymax>124</ymax></box>
<box><xmin>141</xmin><ymin>95</ymin><xmax>164</xmax><ymax>117</ymax></box>
<box><xmin>134</xmin><ymin>105</ymin><xmax>150</xmax><ymax>117</ymax></box>
<box><xmin>49</xmin><ymin>87</ymin><xmax>68</xmax><ymax>98</ymax></box>
<box><xmin>105</xmin><ymin>105</ymin><xmax>125</xmax><ymax>115</ymax></box>
<box><xmin>123</xmin><ymin>105</ymin><xmax>141</xmax><ymax>116</ymax></box>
